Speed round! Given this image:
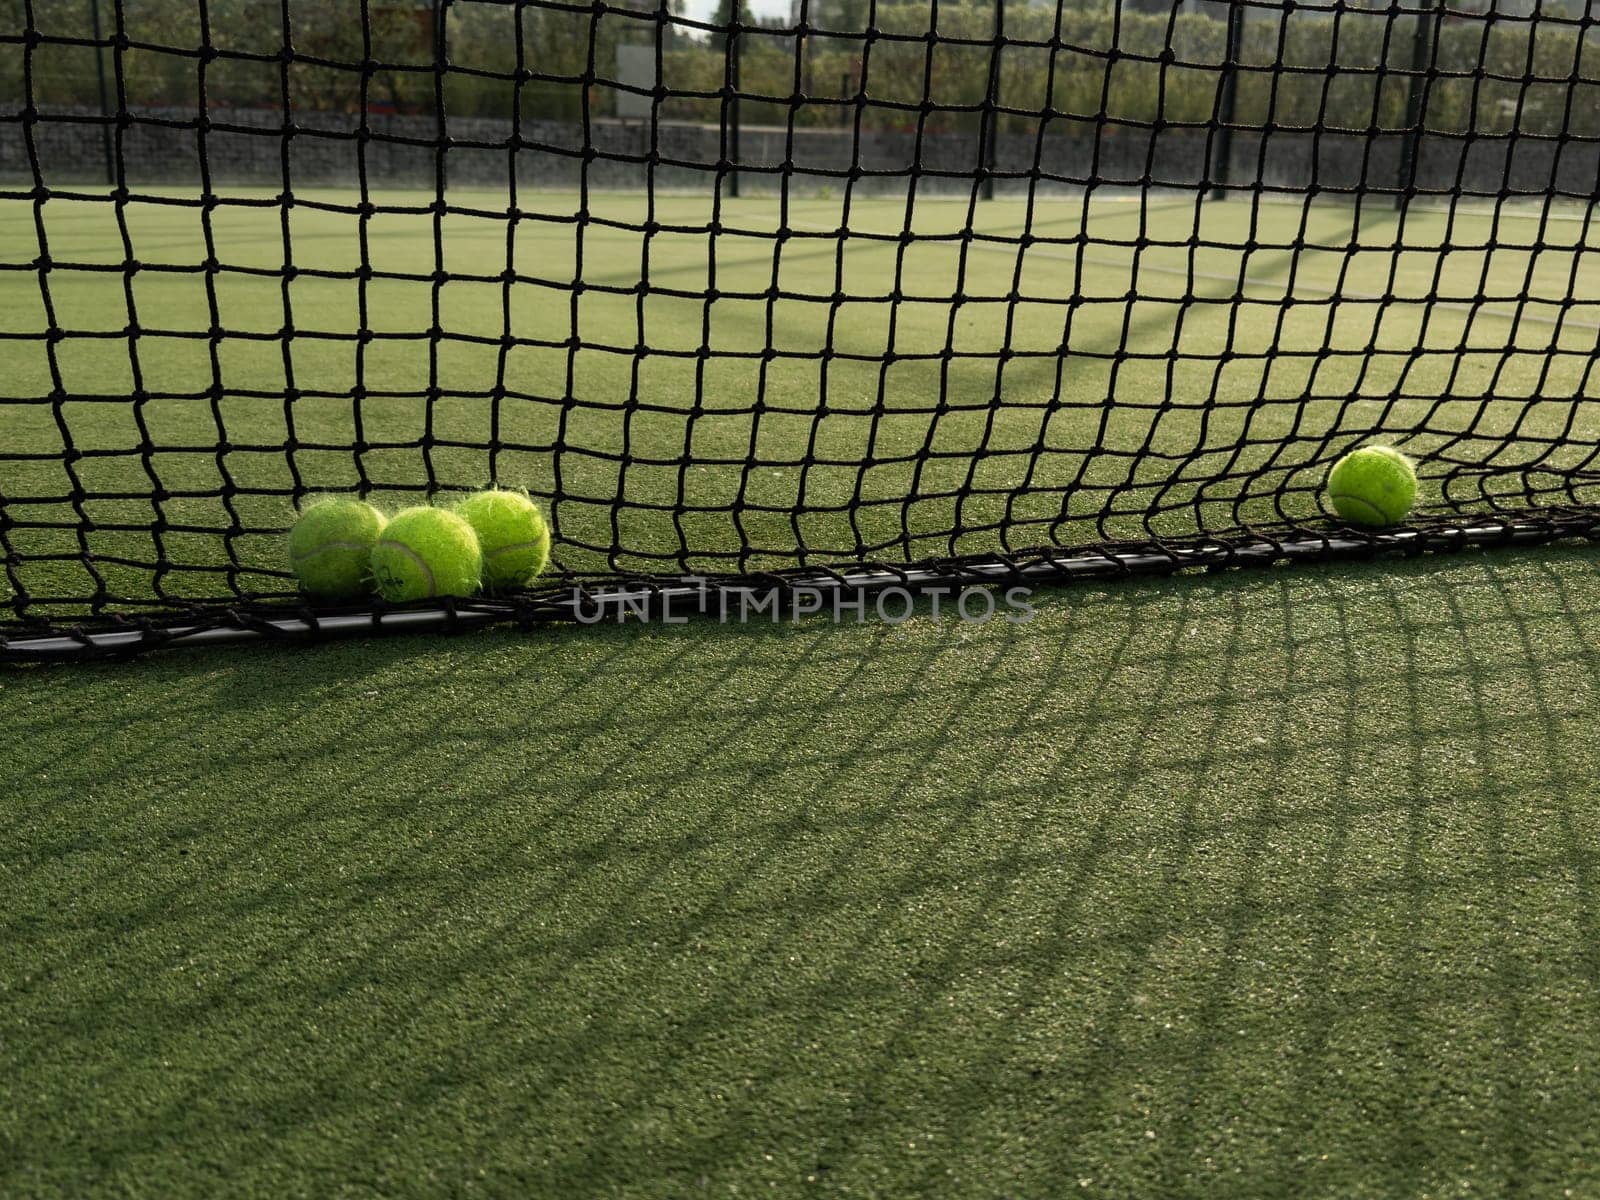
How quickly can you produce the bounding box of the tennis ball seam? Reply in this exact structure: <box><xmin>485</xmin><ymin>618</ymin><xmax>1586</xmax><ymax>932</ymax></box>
<box><xmin>375</xmin><ymin>539</ymin><xmax>437</xmax><ymax>597</ymax></box>
<box><xmin>290</xmin><ymin>539</ymin><xmax>375</xmax><ymax>564</ymax></box>
<box><xmin>1328</xmin><ymin>491</ymin><xmax>1395</xmax><ymax>524</ymax></box>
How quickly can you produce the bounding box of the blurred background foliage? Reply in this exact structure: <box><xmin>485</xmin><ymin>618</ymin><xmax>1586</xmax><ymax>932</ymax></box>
<box><xmin>3</xmin><ymin>0</ymin><xmax>1598</xmax><ymax>138</ymax></box>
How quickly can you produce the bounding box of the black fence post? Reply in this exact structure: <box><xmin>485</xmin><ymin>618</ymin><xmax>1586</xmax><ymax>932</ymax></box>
<box><xmin>1395</xmin><ymin>0</ymin><xmax>1441</xmax><ymax>209</ymax></box>
<box><xmin>980</xmin><ymin>0</ymin><xmax>1003</xmax><ymax>200</ymax></box>
<box><xmin>89</xmin><ymin>0</ymin><xmax>114</xmax><ymax>187</ymax></box>
<box><xmin>729</xmin><ymin>17</ymin><xmax>741</xmax><ymax>198</ymax></box>
<box><xmin>1209</xmin><ymin>0</ymin><xmax>1244</xmax><ymax>201</ymax></box>
<box><xmin>433</xmin><ymin>0</ymin><xmax>450</xmax><ymax>194</ymax></box>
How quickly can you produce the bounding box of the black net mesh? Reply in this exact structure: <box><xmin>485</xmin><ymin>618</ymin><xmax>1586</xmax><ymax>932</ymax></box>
<box><xmin>6</xmin><ymin>0</ymin><xmax>1600</xmax><ymax>657</ymax></box>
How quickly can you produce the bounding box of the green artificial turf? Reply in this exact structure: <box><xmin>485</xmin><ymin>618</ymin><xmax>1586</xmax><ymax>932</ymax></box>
<box><xmin>7</xmin><ymin>545</ymin><xmax>1600</xmax><ymax>1197</ymax></box>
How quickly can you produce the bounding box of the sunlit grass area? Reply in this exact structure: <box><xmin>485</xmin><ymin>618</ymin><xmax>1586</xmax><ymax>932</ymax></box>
<box><xmin>5</xmin><ymin>188</ymin><xmax>1600</xmax><ymax>624</ymax></box>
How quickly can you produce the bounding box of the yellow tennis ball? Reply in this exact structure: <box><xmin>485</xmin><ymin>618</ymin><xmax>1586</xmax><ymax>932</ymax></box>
<box><xmin>287</xmin><ymin>497</ymin><xmax>386</xmax><ymax>599</ymax></box>
<box><xmin>369</xmin><ymin>506</ymin><xmax>483</xmax><ymax>602</ymax></box>
<box><xmin>452</xmin><ymin>489</ymin><xmax>551</xmax><ymax>591</ymax></box>
<box><xmin>1326</xmin><ymin>445</ymin><xmax>1417</xmax><ymax>528</ymax></box>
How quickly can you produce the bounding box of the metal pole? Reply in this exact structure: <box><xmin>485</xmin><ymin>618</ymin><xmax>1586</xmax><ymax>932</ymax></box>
<box><xmin>89</xmin><ymin>0</ymin><xmax>114</xmax><ymax>186</ymax></box>
<box><xmin>434</xmin><ymin>0</ymin><xmax>449</xmax><ymax>193</ymax></box>
<box><xmin>1395</xmin><ymin>0</ymin><xmax>1439</xmax><ymax>209</ymax></box>
<box><xmin>1209</xmin><ymin>0</ymin><xmax>1244</xmax><ymax>201</ymax></box>
<box><xmin>728</xmin><ymin>10</ymin><xmax>741</xmax><ymax>198</ymax></box>
<box><xmin>980</xmin><ymin>0</ymin><xmax>1002</xmax><ymax>200</ymax></box>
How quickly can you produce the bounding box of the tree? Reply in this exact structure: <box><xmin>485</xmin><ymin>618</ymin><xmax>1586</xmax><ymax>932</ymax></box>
<box><xmin>712</xmin><ymin>0</ymin><xmax>754</xmax><ymax>52</ymax></box>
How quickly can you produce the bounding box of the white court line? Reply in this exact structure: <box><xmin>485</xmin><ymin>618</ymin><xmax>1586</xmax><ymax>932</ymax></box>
<box><xmin>782</xmin><ymin>219</ymin><xmax>1600</xmax><ymax>334</ymax></box>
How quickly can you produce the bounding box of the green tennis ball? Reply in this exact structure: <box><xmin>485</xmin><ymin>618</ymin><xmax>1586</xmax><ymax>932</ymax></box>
<box><xmin>287</xmin><ymin>497</ymin><xmax>386</xmax><ymax>600</ymax></box>
<box><xmin>1327</xmin><ymin>445</ymin><xmax>1418</xmax><ymax>528</ymax></box>
<box><xmin>453</xmin><ymin>489</ymin><xmax>551</xmax><ymax>591</ymax></box>
<box><xmin>369</xmin><ymin>506</ymin><xmax>483</xmax><ymax>602</ymax></box>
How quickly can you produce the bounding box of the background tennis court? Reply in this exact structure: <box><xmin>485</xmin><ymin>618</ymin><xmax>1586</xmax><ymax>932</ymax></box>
<box><xmin>9</xmin><ymin>188</ymin><xmax>1600</xmax><ymax>621</ymax></box>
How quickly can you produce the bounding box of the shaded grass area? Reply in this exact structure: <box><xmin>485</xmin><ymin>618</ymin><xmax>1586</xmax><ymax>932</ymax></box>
<box><xmin>6</xmin><ymin>189</ymin><xmax>1600</xmax><ymax>624</ymax></box>
<box><xmin>6</xmin><ymin>546</ymin><xmax>1600</xmax><ymax>1197</ymax></box>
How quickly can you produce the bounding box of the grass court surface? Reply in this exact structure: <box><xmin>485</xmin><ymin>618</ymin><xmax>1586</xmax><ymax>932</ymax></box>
<box><xmin>7</xmin><ymin>548</ymin><xmax>1600</xmax><ymax>1197</ymax></box>
<box><xmin>7</xmin><ymin>189</ymin><xmax>1599</xmax><ymax>619</ymax></box>
<box><xmin>8</xmin><ymin>187</ymin><xmax>1600</xmax><ymax>1197</ymax></box>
